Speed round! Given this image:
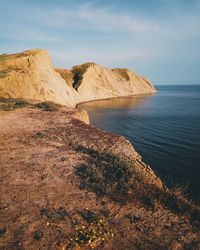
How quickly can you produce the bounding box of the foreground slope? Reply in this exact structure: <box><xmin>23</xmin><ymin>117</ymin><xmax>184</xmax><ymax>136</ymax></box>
<box><xmin>0</xmin><ymin>49</ymin><xmax>156</xmax><ymax>107</ymax></box>
<box><xmin>0</xmin><ymin>99</ymin><xmax>199</xmax><ymax>249</ymax></box>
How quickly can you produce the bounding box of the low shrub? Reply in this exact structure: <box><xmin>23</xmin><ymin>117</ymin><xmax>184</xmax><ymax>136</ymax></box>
<box><xmin>68</xmin><ymin>219</ymin><xmax>114</xmax><ymax>248</ymax></box>
<box><xmin>0</xmin><ymin>98</ymin><xmax>29</xmax><ymax>111</ymax></box>
<box><xmin>74</xmin><ymin>144</ymin><xmax>200</xmax><ymax>220</ymax></box>
<box><xmin>35</xmin><ymin>101</ymin><xmax>61</xmax><ymax>112</ymax></box>
<box><xmin>79</xmin><ymin>209</ymin><xmax>99</xmax><ymax>223</ymax></box>
<box><xmin>75</xmin><ymin>148</ymin><xmax>135</xmax><ymax>203</ymax></box>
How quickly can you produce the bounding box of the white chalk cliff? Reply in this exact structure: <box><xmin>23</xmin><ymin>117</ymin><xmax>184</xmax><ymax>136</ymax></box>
<box><xmin>0</xmin><ymin>49</ymin><xmax>157</xmax><ymax>107</ymax></box>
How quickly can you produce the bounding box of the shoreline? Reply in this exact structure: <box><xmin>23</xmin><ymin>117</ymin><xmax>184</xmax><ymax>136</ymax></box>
<box><xmin>76</xmin><ymin>92</ymin><xmax>156</xmax><ymax>108</ymax></box>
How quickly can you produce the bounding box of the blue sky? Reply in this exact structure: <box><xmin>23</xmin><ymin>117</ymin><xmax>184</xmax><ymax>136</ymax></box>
<box><xmin>1</xmin><ymin>0</ymin><xmax>200</xmax><ymax>84</ymax></box>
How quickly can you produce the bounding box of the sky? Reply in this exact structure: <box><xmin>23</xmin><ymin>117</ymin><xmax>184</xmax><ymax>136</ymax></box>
<box><xmin>0</xmin><ymin>0</ymin><xmax>200</xmax><ymax>84</ymax></box>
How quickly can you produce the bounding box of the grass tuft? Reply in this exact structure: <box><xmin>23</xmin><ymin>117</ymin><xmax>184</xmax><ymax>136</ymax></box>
<box><xmin>0</xmin><ymin>98</ymin><xmax>29</xmax><ymax>111</ymax></box>
<box><xmin>0</xmin><ymin>98</ymin><xmax>62</xmax><ymax>112</ymax></box>
<box><xmin>74</xmin><ymin>144</ymin><xmax>200</xmax><ymax>220</ymax></box>
<box><xmin>79</xmin><ymin>209</ymin><xmax>99</xmax><ymax>223</ymax></box>
<box><xmin>35</xmin><ymin>101</ymin><xmax>61</xmax><ymax>112</ymax></box>
<box><xmin>75</xmin><ymin>159</ymin><xmax>134</xmax><ymax>202</ymax></box>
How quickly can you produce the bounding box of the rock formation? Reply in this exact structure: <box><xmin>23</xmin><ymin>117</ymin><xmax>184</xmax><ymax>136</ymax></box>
<box><xmin>0</xmin><ymin>49</ymin><xmax>78</xmax><ymax>107</ymax></box>
<box><xmin>0</xmin><ymin>49</ymin><xmax>156</xmax><ymax>107</ymax></box>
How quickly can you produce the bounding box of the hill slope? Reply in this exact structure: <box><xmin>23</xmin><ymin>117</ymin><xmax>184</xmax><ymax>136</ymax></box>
<box><xmin>0</xmin><ymin>49</ymin><xmax>156</xmax><ymax>106</ymax></box>
<box><xmin>0</xmin><ymin>100</ymin><xmax>199</xmax><ymax>249</ymax></box>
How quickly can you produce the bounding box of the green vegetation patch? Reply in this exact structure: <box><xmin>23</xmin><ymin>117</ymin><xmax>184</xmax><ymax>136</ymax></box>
<box><xmin>68</xmin><ymin>218</ymin><xmax>114</xmax><ymax>248</ymax></box>
<box><xmin>40</xmin><ymin>207</ymin><xmax>114</xmax><ymax>248</ymax></box>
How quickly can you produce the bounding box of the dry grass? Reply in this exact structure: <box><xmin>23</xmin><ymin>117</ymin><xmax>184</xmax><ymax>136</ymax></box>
<box><xmin>74</xmin><ymin>144</ymin><xmax>200</xmax><ymax>222</ymax></box>
<box><xmin>0</xmin><ymin>97</ymin><xmax>29</xmax><ymax>110</ymax></box>
<box><xmin>35</xmin><ymin>101</ymin><xmax>61</xmax><ymax>112</ymax></box>
<box><xmin>74</xmin><ymin>147</ymin><xmax>134</xmax><ymax>203</ymax></box>
<box><xmin>0</xmin><ymin>98</ymin><xmax>61</xmax><ymax>112</ymax></box>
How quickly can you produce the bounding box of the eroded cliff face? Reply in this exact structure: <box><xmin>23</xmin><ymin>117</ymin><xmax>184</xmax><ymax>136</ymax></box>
<box><xmin>67</xmin><ymin>63</ymin><xmax>156</xmax><ymax>103</ymax></box>
<box><xmin>0</xmin><ymin>49</ymin><xmax>78</xmax><ymax>107</ymax></box>
<box><xmin>0</xmin><ymin>49</ymin><xmax>156</xmax><ymax>107</ymax></box>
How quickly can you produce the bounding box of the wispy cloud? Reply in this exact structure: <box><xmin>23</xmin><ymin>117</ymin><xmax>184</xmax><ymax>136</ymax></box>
<box><xmin>50</xmin><ymin>47</ymin><xmax>156</xmax><ymax>68</ymax></box>
<box><xmin>0</xmin><ymin>0</ymin><xmax>200</xmax><ymax>82</ymax></box>
<box><xmin>75</xmin><ymin>4</ymin><xmax>161</xmax><ymax>33</ymax></box>
<box><xmin>1</xmin><ymin>3</ymin><xmax>162</xmax><ymax>34</ymax></box>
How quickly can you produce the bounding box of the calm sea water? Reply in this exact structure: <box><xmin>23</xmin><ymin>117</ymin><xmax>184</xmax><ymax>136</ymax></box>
<box><xmin>79</xmin><ymin>85</ymin><xmax>200</xmax><ymax>203</ymax></box>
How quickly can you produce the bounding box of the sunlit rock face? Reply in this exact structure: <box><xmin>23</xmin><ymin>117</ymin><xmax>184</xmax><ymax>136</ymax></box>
<box><xmin>67</xmin><ymin>62</ymin><xmax>157</xmax><ymax>104</ymax></box>
<box><xmin>0</xmin><ymin>49</ymin><xmax>156</xmax><ymax>107</ymax></box>
<box><xmin>0</xmin><ymin>49</ymin><xmax>78</xmax><ymax>107</ymax></box>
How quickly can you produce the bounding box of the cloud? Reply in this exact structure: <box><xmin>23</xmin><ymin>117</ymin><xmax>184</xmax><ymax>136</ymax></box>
<box><xmin>4</xmin><ymin>3</ymin><xmax>161</xmax><ymax>34</ymax></box>
<box><xmin>0</xmin><ymin>0</ymin><xmax>200</xmax><ymax>82</ymax></box>
<box><xmin>50</xmin><ymin>47</ymin><xmax>156</xmax><ymax>68</ymax></box>
<box><xmin>76</xmin><ymin>4</ymin><xmax>161</xmax><ymax>33</ymax></box>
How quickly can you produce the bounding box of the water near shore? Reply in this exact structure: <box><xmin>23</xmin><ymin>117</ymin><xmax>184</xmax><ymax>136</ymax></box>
<box><xmin>79</xmin><ymin>85</ymin><xmax>200</xmax><ymax>203</ymax></box>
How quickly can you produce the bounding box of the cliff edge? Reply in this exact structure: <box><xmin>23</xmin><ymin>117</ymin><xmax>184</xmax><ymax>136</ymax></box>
<box><xmin>0</xmin><ymin>49</ymin><xmax>156</xmax><ymax>107</ymax></box>
<box><xmin>0</xmin><ymin>99</ymin><xmax>199</xmax><ymax>249</ymax></box>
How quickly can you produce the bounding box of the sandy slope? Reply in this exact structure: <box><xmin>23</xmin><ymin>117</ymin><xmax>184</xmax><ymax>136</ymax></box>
<box><xmin>0</xmin><ymin>49</ymin><xmax>156</xmax><ymax>107</ymax></box>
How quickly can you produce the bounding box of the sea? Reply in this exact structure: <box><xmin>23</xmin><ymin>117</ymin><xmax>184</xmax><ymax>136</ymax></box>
<box><xmin>79</xmin><ymin>85</ymin><xmax>200</xmax><ymax>203</ymax></box>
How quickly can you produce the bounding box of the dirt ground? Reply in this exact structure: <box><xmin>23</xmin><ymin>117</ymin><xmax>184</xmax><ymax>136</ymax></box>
<box><xmin>0</xmin><ymin>100</ymin><xmax>199</xmax><ymax>250</ymax></box>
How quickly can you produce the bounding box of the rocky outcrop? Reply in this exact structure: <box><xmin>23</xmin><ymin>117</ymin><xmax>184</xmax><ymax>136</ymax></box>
<box><xmin>0</xmin><ymin>49</ymin><xmax>156</xmax><ymax>107</ymax></box>
<box><xmin>0</xmin><ymin>49</ymin><xmax>78</xmax><ymax>107</ymax></box>
<box><xmin>67</xmin><ymin>63</ymin><xmax>156</xmax><ymax>104</ymax></box>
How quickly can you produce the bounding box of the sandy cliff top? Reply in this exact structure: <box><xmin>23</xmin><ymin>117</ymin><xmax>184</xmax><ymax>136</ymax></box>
<box><xmin>0</xmin><ymin>49</ymin><xmax>156</xmax><ymax>107</ymax></box>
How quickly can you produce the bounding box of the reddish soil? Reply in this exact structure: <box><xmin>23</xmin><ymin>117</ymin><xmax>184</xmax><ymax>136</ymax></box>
<box><xmin>0</xmin><ymin>101</ymin><xmax>199</xmax><ymax>250</ymax></box>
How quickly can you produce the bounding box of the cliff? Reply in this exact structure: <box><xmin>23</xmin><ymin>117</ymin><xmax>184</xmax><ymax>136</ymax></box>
<box><xmin>0</xmin><ymin>49</ymin><xmax>156</xmax><ymax>107</ymax></box>
<box><xmin>0</xmin><ymin>99</ymin><xmax>199</xmax><ymax>249</ymax></box>
<box><xmin>0</xmin><ymin>49</ymin><xmax>79</xmax><ymax>107</ymax></box>
<box><xmin>56</xmin><ymin>62</ymin><xmax>156</xmax><ymax>104</ymax></box>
